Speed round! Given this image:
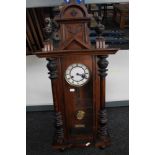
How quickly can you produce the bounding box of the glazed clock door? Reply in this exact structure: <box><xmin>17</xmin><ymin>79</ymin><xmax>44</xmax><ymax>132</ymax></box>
<box><xmin>62</xmin><ymin>55</ymin><xmax>94</xmax><ymax>141</ymax></box>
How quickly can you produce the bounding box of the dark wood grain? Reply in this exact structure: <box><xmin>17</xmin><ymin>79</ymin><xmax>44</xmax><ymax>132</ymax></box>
<box><xmin>35</xmin><ymin>1</ymin><xmax>119</xmax><ymax>150</ymax></box>
<box><xmin>95</xmin><ymin>55</ymin><xmax>111</xmax><ymax>148</ymax></box>
<box><xmin>36</xmin><ymin>48</ymin><xmax>118</xmax><ymax>58</ymax></box>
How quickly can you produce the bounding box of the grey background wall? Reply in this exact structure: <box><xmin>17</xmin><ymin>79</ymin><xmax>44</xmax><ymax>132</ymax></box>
<box><xmin>26</xmin><ymin>50</ymin><xmax>129</xmax><ymax>106</ymax></box>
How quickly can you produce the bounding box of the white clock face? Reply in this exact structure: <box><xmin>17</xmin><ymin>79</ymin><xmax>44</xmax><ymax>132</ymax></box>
<box><xmin>65</xmin><ymin>63</ymin><xmax>90</xmax><ymax>87</ymax></box>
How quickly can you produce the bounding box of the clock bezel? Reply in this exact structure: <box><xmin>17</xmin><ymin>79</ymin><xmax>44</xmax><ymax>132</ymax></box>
<box><xmin>64</xmin><ymin>63</ymin><xmax>91</xmax><ymax>87</ymax></box>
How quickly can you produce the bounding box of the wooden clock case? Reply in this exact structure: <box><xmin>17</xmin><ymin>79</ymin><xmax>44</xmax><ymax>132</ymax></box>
<box><xmin>36</xmin><ymin>1</ymin><xmax>119</xmax><ymax>150</ymax></box>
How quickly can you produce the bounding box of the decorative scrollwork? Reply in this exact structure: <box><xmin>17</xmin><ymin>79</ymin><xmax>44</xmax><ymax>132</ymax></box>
<box><xmin>95</xmin><ymin>16</ymin><xmax>105</xmax><ymax>37</ymax></box>
<box><xmin>70</xmin><ymin>9</ymin><xmax>78</xmax><ymax>17</ymax></box>
<box><xmin>99</xmin><ymin>108</ymin><xmax>109</xmax><ymax>137</ymax></box>
<box><xmin>43</xmin><ymin>17</ymin><xmax>60</xmax><ymax>41</ymax></box>
<box><xmin>76</xmin><ymin>110</ymin><xmax>85</xmax><ymax>120</ymax></box>
<box><xmin>97</xmin><ymin>55</ymin><xmax>109</xmax><ymax>78</ymax></box>
<box><xmin>55</xmin><ymin>112</ymin><xmax>64</xmax><ymax>144</ymax></box>
<box><xmin>46</xmin><ymin>58</ymin><xmax>58</xmax><ymax>80</ymax></box>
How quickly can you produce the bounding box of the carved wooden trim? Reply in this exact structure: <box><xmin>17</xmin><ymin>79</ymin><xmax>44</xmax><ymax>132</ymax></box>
<box><xmin>97</xmin><ymin>55</ymin><xmax>110</xmax><ymax>139</ymax></box>
<box><xmin>97</xmin><ymin>55</ymin><xmax>109</xmax><ymax>78</ymax></box>
<box><xmin>46</xmin><ymin>58</ymin><xmax>64</xmax><ymax>144</ymax></box>
<box><xmin>55</xmin><ymin>112</ymin><xmax>65</xmax><ymax>144</ymax></box>
<box><xmin>61</xmin><ymin>37</ymin><xmax>90</xmax><ymax>50</ymax></box>
<box><xmin>57</xmin><ymin>3</ymin><xmax>90</xmax><ymax>19</ymax></box>
<box><xmin>46</xmin><ymin>58</ymin><xmax>58</xmax><ymax>80</ymax></box>
<box><xmin>98</xmin><ymin>108</ymin><xmax>109</xmax><ymax>137</ymax></box>
<box><xmin>36</xmin><ymin>48</ymin><xmax>118</xmax><ymax>58</ymax></box>
<box><xmin>67</xmin><ymin>24</ymin><xmax>83</xmax><ymax>35</ymax></box>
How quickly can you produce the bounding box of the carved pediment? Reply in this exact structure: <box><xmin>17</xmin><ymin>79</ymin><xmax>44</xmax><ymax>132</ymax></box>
<box><xmin>55</xmin><ymin>2</ymin><xmax>91</xmax><ymax>51</ymax></box>
<box><xmin>63</xmin><ymin>6</ymin><xmax>86</xmax><ymax>18</ymax></box>
<box><xmin>61</xmin><ymin>37</ymin><xmax>90</xmax><ymax>50</ymax></box>
<box><xmin>58</xmin><ymin>3</ymin><xmax>89</xmax><ymax>19</ymax></box>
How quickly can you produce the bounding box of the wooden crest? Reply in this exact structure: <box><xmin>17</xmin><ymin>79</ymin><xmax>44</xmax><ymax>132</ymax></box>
<box><xmin>55</xmin><ymin>2</ymin><xmax>91</xmax><ymax>50</ymax></box>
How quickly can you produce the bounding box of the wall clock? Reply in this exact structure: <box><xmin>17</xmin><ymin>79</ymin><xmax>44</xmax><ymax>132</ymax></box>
<box><xmin>65</xmin><ymin>63</ymin><xmax>90</xmax><ymax>87</ymax></box>
<box><xmin>36</xmin><ymin>0</ymin><xmax>119</xmax><ymax>150</ymax></box>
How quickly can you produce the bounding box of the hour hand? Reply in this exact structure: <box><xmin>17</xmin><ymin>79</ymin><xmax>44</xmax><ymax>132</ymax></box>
<box><xmin>76</xmin><ymin>73</ymin><xmax>87</xmax><ymax>79</ymax></box>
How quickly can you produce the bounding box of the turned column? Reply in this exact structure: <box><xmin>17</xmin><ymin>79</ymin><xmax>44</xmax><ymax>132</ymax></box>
<box><xmin>97</xmin><ymin>55</ymin><xmax>109</xmax><ymax>139</ymax></box>
<box><xmin>46</xmin><ymin>58</ymin><xmax>64</xmax><ymax>144</ymax></box>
